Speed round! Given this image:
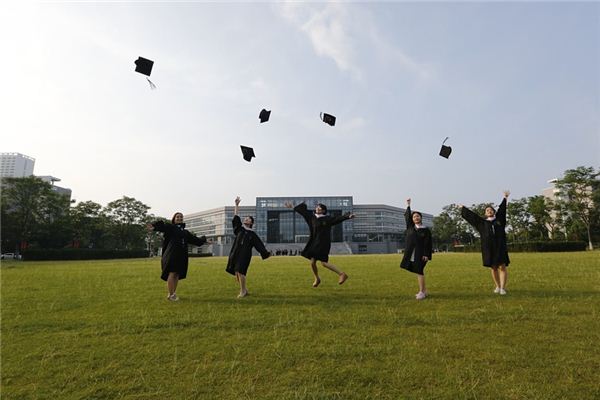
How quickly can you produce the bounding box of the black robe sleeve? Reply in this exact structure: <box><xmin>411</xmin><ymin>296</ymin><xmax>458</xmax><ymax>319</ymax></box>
<box><xmin>405</xmin><ymin>206</ymin><xmax>414</xmax><ymax>229</ymax></box>
<box><xmin>328</xmin><ymin>213</ymin><xmax>351</xmax><ymax>226</ymax></box>
<box><xmin>461</xmin><ymin>206</ymin><xmax>484</xmax><ymax>234</ymax></box>
<box><xmin>294</xmin><ymin>203</ymin><xmax>313</xmax><ymax>226</ymax></box>
<box><xmin>232</xmin><ymin>215</ymin><xmax>243</xmax><ymax>234</ymax></box>
<box><xmin>424</xmin><ymin>228</ymin><xmax>433</xmax><ymax>259</ymax></box>
<box><xmin>252</xmin><ymin>233</ymin><xmax>271</xmax><ymax>260</ymax></box>
<box><xmin>185</xmin><ymin>231</ymin><xmax>207</xmax><ymax>247</ymax></box>
<box><xmin>496</xmin><ymin>198</ymin><xmax>507</xmax><ymax>226</ymax></box>
<box><xmin>152</xmin><ymin>220</ymin><xmax>172</xmax><ymax>233</ymax></box>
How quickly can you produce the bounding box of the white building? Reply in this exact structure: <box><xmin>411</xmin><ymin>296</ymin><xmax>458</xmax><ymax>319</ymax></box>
<box><xmin>0</xmin><ymin>153</ymin><xmax>35</xmax><ymax>178</ymax></box>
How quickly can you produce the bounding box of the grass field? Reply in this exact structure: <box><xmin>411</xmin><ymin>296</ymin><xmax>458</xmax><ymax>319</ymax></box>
<box><xmin>1</xmin><ymin>252</ymin><xmax>599</xmax><ymax>400</ymax></box>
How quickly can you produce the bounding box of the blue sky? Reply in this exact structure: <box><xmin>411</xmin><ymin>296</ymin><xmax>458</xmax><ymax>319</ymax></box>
<box><xmin>2</xmin><ymin>2</ymin><xmax>598</xmax><ymax>218</ymax></box>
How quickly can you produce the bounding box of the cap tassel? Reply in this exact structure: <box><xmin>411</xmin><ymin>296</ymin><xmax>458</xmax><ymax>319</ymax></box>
<box><xmin>146</xmin><ymin>77</ymin><xmax>157</xmax><ymax>90</ymax></box>
<box><xmin>442</xmin><ymin>136</ymin><xmax>449</xmax><ymax>145</ymax></box>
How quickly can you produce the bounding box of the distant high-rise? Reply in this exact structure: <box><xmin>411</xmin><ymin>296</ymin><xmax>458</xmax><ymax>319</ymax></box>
<box><xmin>0</xmin><ymin>153</ymin><xmax>35</xmax><ymax>178</ymax></box>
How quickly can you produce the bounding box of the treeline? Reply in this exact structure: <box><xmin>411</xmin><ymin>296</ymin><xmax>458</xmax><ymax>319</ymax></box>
<box><xmin>432</xmin><ymin>166</ymin><xmax>600</xmax><ymax>250</ymax></box>
<box><xmin>1</xmin><ymin>176</ymin><xmax>166</xmax><ymax>256</ymax></box>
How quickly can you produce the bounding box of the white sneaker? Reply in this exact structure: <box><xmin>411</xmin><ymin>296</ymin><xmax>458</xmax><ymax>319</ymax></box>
<box><xmin>168</xmin><ymin>293</ymin><xmax>179</xmax><ymax>301</ymax></box>
<box><xmin>494</xmin><ymin>287</ymin><xmax>501</xmax><ymax>294</ymax></box>
<box><xmin>415</xmin><ymin>291</ymin><xmax>427</xmax><ymax>300</ymax></box>
<box><xmin>499</xmin><ymin>288</ymin><xmax>507</xmax><ymax>295</ymax></box>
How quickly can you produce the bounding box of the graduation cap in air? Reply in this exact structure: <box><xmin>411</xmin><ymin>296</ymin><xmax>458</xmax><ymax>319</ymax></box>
<box><xmin>439</xmin><ymin>137</ymin><xmax>452</xmax><ymax>159</ymax></box>
<box><xmin>240</xmin><ymin>145</ymin><xmax>255</xmax><ymax>162</ymax></box>
<box><xmin>134</xmin><ymin>56</ymin><xmax>156</xmax><ymax>89</ymax></box>
<box><xmin>259</xmin><ymin>109</ymin><xmax>271</xmax><ymax>123</ymax></box>
<box><xmin>320</xmin><ymin>112</ymin><xmax>336</xmax><ymax>126</ymax></box>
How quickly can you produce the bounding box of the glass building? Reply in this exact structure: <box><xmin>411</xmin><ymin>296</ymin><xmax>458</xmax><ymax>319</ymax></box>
<box><xmin>254</xmin><ymin>196</ymin><xmax>354</xmax><ymax>244</ymax></box>
<box><xmin>184</xmin><ymin>196</ymin><xmax>433</xmax><ymax>256</ymax></box>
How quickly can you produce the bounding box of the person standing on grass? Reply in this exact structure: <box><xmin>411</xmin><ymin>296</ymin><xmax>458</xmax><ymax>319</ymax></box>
<box><xmin>148</xmin><ymin>212</ymin><xmax>209</xmax><ymax>301</ymax></box>
<box><xmin>459</xmin><ymin>191</ymin><xmax>511</xmax><ymax>295</ymax></box>
<box><xmin>400</xmin><ymin>198</ymin><xmax>433</xmax><ymax>300</ymax></box>
<box><xmin>226</xmin><ymin>197</ymin><xmax>271</xmax><ymax>298</ymax></box>
<box><xmin>284</xmin><ymin>200</ymin><xmax>354</xmax><ymax>287</ymax></box>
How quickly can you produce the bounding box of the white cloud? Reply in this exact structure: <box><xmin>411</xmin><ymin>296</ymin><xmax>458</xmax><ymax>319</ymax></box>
<box><xmin>277</xmin><ymin>3</ymin><xmax>433</xmax><ymax>82</ymax></box>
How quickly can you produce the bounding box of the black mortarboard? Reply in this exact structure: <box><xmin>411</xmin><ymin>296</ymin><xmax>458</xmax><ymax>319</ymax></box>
<box><xmin>320</xmin><ymin>112</ymin><xmax>336</xmax><ymax>126</ymax></box>
<box><xmin>134</xmin><ymin>56</ymin><xmax>156</xmax><ymax>89</ymax></box>
<box><xmin>259</xmin><ymin>109</ymin><xmax>271</xmax><ymax>123</ymax></box>
<box><xmin>240</xmin><ymin>145</ymin><xmax>255</xmax><ymax>162</ymax></box>
<box><xmin>439</xmin><ymin>137</ymin><xmax>452</xmax><ymax>159</ymax></box>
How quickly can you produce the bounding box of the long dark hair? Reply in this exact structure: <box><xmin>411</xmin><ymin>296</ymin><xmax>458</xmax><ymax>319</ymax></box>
<box><xmin>171</xmin><ymin>212</ymin><xmax>183</xmax><ymax>223</ymax></box>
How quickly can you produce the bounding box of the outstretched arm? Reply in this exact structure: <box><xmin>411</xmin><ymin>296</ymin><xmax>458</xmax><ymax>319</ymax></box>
<box><xmin>186</xmin><ymin>231</ymin><xmax>207</xmax><ymax>247</ymax></box>
<box><xmin>460</xmin><ymin>204</ymin><xmax>484</xmax><ymax>233</ymax></box>
<box><xmin>149</xmin><ymin>220</ymin><xmax>172</xmax><ymax>233</ymax></box>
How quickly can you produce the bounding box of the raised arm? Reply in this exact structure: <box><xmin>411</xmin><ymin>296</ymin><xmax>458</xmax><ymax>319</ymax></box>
<box><xmin>405</xmin><ymin>198</ymin><xmax>414</xmax><ymax>229</ymax></box>
<box><xmin>292</xmin><ymin>202</ymin><xmax>313</xmax><ymax>226</ymax></box>
<box><xmin>234</xmin><ymin>196</ymin><xmax>240</xmax><ymax>216</ymax></box>
<box><xmin>460</xmin><ymin>205</ymin><xmax>484</xmax><ymax>233</ymax></box>
<box><xmin>232</xmin><ymin>197</ymin><xmax>242</xmax><ymax>232</ymax></box>
<box><xmin>496</xmin><ymin>192</ymin><xmax>509</xmax><ymax>225</ymax></box>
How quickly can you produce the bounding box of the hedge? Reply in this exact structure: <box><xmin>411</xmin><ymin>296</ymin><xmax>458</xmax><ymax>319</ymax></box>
<box><xmin>453</xmin><ymin>241</ymin><xmax>588</xmax><ymax>253</ymax></box>
<box><xmin>21</xmin><ymin>249</ymin><xmax>149</xmax><ymax>261</ymax></box>
<box><xmin>508</xmin><ymin>241</ymin><xmax>588</xmax><ymax>252</ymax></box>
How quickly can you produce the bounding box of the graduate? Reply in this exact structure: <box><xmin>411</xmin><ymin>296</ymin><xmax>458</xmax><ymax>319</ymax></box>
<box><xmin>226</xmin><ymin>197</ymin><xmax>271</xmax><ymax>298</ymax></box>
<box><xmin>400</xmin><ymin>198</ymin><xmax>433</xmax><ymax>300</ymax></box>
<box><xmin>459</xmin><ymin>191</ymin><xmax>511</xmax><ymax>295</ymax></box>
<box><xmin>148</xmin><ymin>213</ymin><xmax>208</xmax><ymax>301</ymax></box>
<box><xmin>284</xmin><ymin>201</ymin><xmax>354</xmax><ymax>287</ymax></box>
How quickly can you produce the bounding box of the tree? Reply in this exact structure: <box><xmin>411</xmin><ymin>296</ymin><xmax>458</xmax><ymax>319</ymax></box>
<box><xmin>527</xmin><ymin>195</ymin><xmax>550</xmax><ymax>240</ymax></box>
<box><xmin>1</xmin><ymin>176</ymin><xmax>71</xmax><ymax>253</ymax></box>
<box><xmin>507</xmin><ymin>198</ymin><xmax>529</xmax><ymax>242</ymax></box>
<box><xmin>432</xmin><ymin>204</ymin><xmax>476</xmax><ymax>249</ymax></box>
<box><xmin>554</xmin><ymin>166</ymin><xmax>599</xmax><ymax>250</ymax></box>
<box><xmin>104</xmin><ymin>196</ymin><xmax>151</xmax><ymax>250</ymax></box>
<box><xmin>70</xmin><ymin>200</ymin><xmax>114</xmax><ymax>248</ymax></box>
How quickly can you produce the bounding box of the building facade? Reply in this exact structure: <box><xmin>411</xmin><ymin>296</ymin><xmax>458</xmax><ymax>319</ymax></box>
<box><xmin>184</xmin><ymin>196</ymin><xmax>433</xmax><ymax>256</ymax></box>
<box><xmin>0</xmin><ymin>153</ymin><xmax>35</xmax><ymax>178</ymax></box>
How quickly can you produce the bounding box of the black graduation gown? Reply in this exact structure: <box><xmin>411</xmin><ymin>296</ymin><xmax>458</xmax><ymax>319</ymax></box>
<box><xmin>461</xmin><ymin>198</ymin><xmax>510</xmax><ymax>267</ymax></box>
<box><xmin>226</xmin><ymin>215</ymin><xmax>270</xmax><ymax>276</ymax></box>
<box><xmin>400</xmin><ymin>206</ymin><xmax>433</xmax><ymax>275</ymax></box>
<box><xmin>152</xmin><ymin>221</ymin><xmax>207</xmax><ymax>281</ymax></box>
<box><xmin>294</xmin><ymin>203</ymin><xmax>351</xmax><ymax>262</ymax></box>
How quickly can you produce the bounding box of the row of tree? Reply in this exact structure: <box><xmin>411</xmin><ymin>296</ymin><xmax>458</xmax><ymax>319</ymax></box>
<box><xmin>1</xmin><ymin>176</ymin><xmax>165</xmax><ymax>254</ymax></box>
<box><xmin>1</xmin><ymin>166</ymin><xmax>598</xmax><ymax>254</ymax></box>
<box><xmin>432</xmin><ymin>166</ymin><xmax>600</xmax><ymax>250</ymax></box>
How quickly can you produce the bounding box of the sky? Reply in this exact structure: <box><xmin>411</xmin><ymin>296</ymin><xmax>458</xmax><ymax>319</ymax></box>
<box><xmin>1</xmin><ymin>1</ymin><xmax>599</xmax><ymax>218</ymax></box>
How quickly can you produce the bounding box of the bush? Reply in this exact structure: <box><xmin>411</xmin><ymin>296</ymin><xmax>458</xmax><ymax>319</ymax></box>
<box><xmin>21</xmin><ymin>249</ymin><xmax>149</xmax><ymax>261</ymax></box>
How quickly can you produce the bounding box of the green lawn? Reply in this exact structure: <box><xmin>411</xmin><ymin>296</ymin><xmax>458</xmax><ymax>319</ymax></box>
<box><xmin>1</xmin><ymin>252</ymin><xmax>599</xmax><ymax>400</ymax></box>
